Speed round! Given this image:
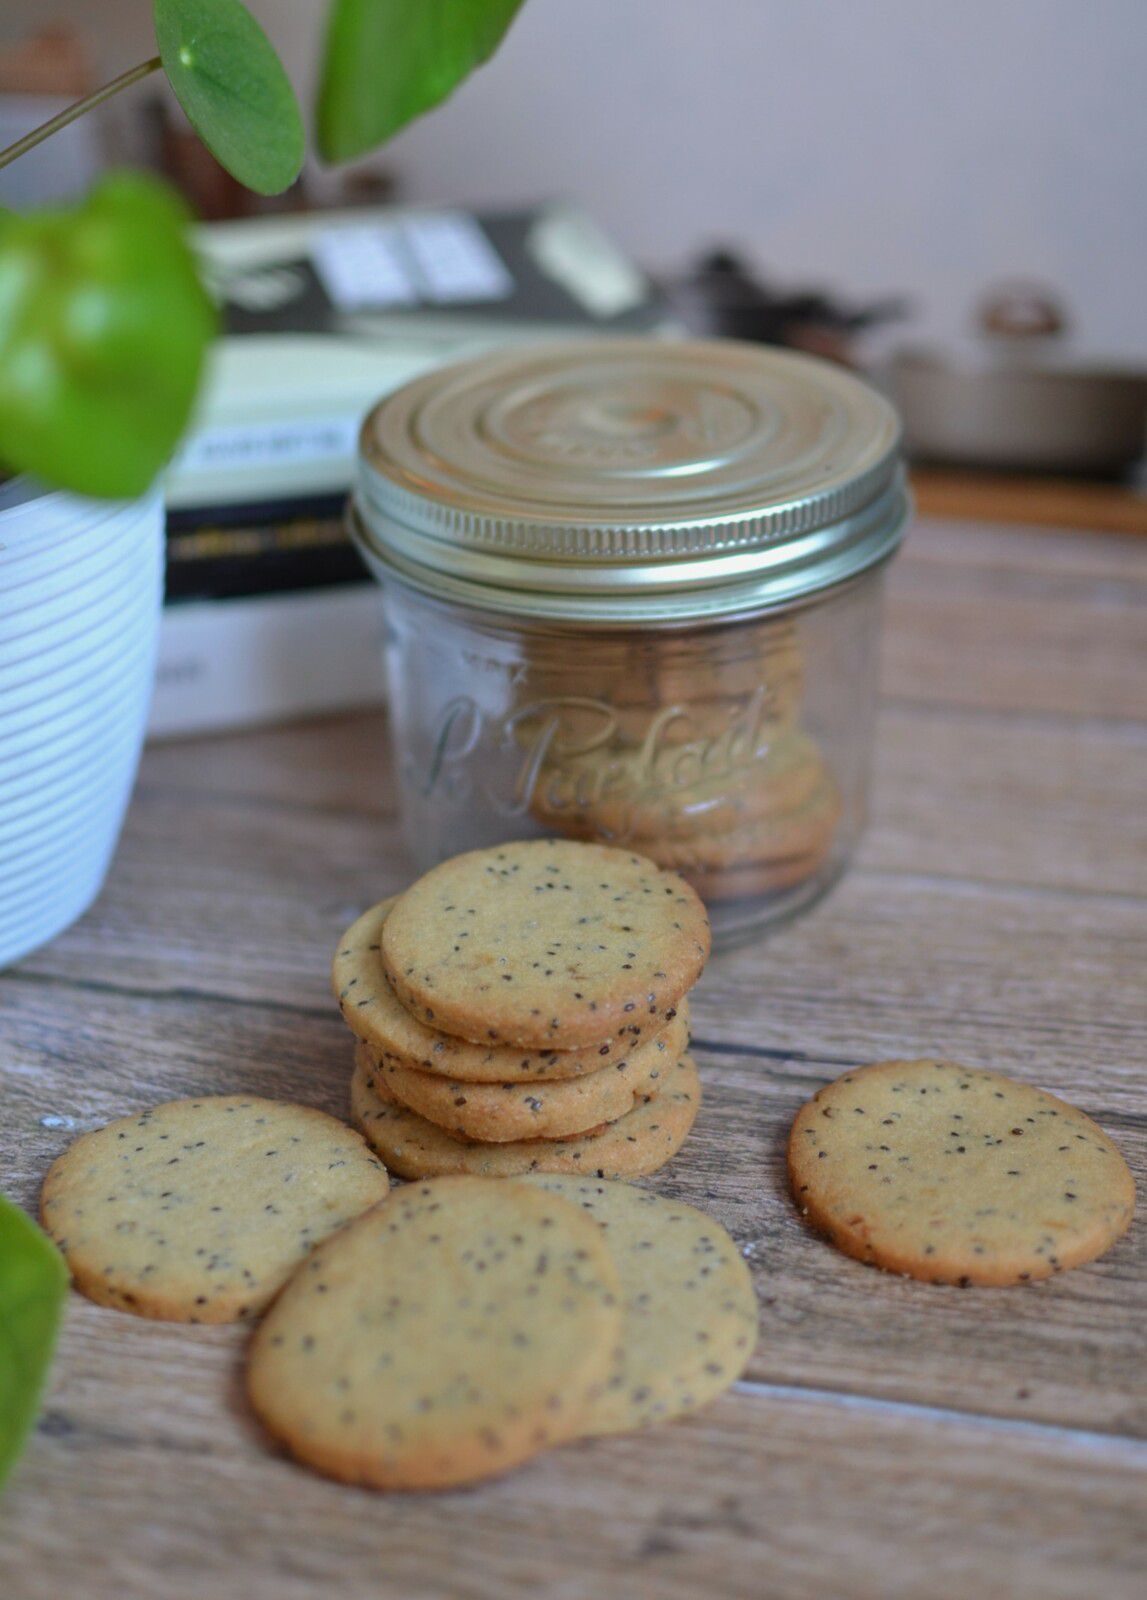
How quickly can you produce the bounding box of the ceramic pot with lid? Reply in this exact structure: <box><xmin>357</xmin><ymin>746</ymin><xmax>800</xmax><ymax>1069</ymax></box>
<box><xmin>885</xmin><ymin>283</ymin><xmax>1147</xmax><ymax>477</ymax></box>
<box><xmin>352</xmin><ymin>338</ymin><xmax>910</xmax><ymax>946</ymax></box>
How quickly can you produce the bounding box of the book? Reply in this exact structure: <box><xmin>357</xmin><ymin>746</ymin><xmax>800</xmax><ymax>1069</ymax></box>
<box><xmin>150</xmin><ymin>201</ymin><xmax>673</xmax><ymax>738</ymax></box>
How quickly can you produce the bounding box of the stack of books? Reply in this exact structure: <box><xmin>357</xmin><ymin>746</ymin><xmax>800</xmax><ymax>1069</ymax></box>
<box><xmin>154</xmin><ymin>202</ymin><xmax>673</xmax><ymax>737</ymax></box>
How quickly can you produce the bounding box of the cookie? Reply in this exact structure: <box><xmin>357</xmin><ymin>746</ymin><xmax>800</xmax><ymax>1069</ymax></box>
<box><xmin>626</xmin><ymin>622</ymin><xmax>805</xmax><ymax>716</ymax></box>
<box><xmin>380</xmin><ymin>840</ymin><xmax>710</xmax><ymax>1050</ymax></box>
<box><xmin>788</xmin><ymin>1060</ymin><xmax>1136</xmax><ymax>1286</ymax></box>
<box><xmin>676</xmin><ymin>836</ymin><xmax>836</xmax><ymax>903</ymax></box>
<box><xmin>513</xmin><ymin>662</ymin><xmax>804</xmax><ymax>760</ymax></box>
<box><xmin>366</xmin><ymin>1008</ymin><xmax>689</xmax><ymax>1142</ymax></box>
<box><xmin>607</xmin><ymin>688</ymin><xmax>801</xmax><ymax>749</ymax></box>
<box><xmin>352</xmin><ymin>1044</ymin><xmax>701</xmax><ymax>1180</ymax></box>
<box><xmin>640</xmin><ymin>773</ymin><xmax>841</xmax><ymax>874</ymax></box>
<box><xmin>514</xmin><ymin>618</ymin><xmax>804</xmax><ymax>751</ymax></box>
<box><xmin>520</xmin><ymin>1176</ymin><xmax>758</xmax><ymax>1433</ymax></box>
<box><xmin>530</xmin><ymin>730</ymin><xmax>828</xmax><ymax>844</ymax></box>
<box><xmin>40</xmin><ymin>1097</ymin><xmax>390</xmax><ymax>1322</ymax></box>
<box><xmin>334</xmin><ymin>899</ymin><xmax>677</xmax><ymax>1081</ymax></box>
<box><xmin>248</xmin><ymin>1176</ymin><xmax>622</xmax><ymax>1489</ymax></box>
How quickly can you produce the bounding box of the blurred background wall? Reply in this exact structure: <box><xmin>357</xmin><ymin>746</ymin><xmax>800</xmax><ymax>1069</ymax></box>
<box><xmin>4</xmin><ymin>0</ymin><xmax>1145</xmax><ymax>358</ymax></box>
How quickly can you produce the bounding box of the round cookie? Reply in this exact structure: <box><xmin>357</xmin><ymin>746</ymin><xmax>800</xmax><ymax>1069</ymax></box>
<box><xmin>530</xmin><ymin>731</ymin><xmax>828</xmax><ymax>844</ymax></box>
<box><xmin>788</xmin><ymin>1059</ymin><xmax>1136</xmax><ymax>1286</ymax></box>
<box><xmin>334</xmin><ymin>899</ymin><xmax>680</xmax><ymax>1081</ymax></box>
<box><xmin>520</xmin><ymin>1176</ymin><xmax>758</xmax><ymax>1434</ymax></box>
<box><xmin>516</xmin><ymin>676</ymin><xmax>804</xmax><ymax>760</ymax></box>
<box><xmin>641</xmin><ymin>773</ymin><xmax>841</xmax><ymax>874</ymax></box>
<box><xmin>380</xmin><ymin>840</ymin><xmax>711</xmax><ymax>1050</ymax></box>
<box><xmin>677</xmin><ymin>836</ymin><xmax>836</xmax><ymax>903</ymax></box>
<box><xmin>632</xmin><ymin>621</ymin><xmax>805</xmax><ymax>713</ymax></box>
<box><xmin>248</xmin><ymin>1176</ymin><xmax>623</xmax><ymax>1489</ymax></box>
<box><xmin>367</xmin><ymin>1008</ymin><xmax>689</xmax><ymax>1142</ymax></box>
<box><xmin>514</xmin><ymin>621</ymin><xmax>804</xmax><ymax>750</ymax></box>
<box><xmin>605</xmin><ymin>685</ymin><xmax>801</xmax><ymax>749</ymax></box>
<box><xmin>40</xmin><ymin>1097</ymin><xmax>390</xmax><ymax>1322</ymax></box>
<box><xmin>352</xmin><ymin>1044</ymin><xmax>701</xmax><ymax>1180</ymax></box>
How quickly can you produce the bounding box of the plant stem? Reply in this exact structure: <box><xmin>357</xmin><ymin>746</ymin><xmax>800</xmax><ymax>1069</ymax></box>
<box><xmin>0</xmin><ymin>56</ymin><xmax>163</xmax><ymax>174</ymax></box>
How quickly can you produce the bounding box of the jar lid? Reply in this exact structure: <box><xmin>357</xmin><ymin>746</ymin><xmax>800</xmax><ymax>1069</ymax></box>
<box><xmin>354</xmin><ymin>338</ymin><xmax>909</xmax><ymax>623</ymax></box>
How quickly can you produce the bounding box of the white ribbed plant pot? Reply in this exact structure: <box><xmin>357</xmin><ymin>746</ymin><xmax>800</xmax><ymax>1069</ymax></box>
<box><xmin>0</xmin><ymin>480</ymin><xmax>164</xmax><ymax>968</ymax></box>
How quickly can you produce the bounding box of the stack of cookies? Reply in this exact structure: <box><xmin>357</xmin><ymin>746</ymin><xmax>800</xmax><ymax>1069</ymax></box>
<box><xmin>516</xmin><ymin>619</ymin><xmax>841</xmax><ymax>902</ymax></box>
<box><xmin>333</xmin><ymin>839</ymin><xmax>712</xmax><ymax>1180</ymax></box>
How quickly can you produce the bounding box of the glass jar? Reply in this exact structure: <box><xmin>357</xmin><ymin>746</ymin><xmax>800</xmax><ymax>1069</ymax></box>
<box><xmin>352</xmin><ymin>339</ymin><xmax>909</xmax><ymax>947</ymax></box>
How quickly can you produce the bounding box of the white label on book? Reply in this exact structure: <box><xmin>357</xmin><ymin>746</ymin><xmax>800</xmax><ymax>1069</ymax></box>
<box><xmin>311</xmin><ymin>212</ymin><xmax>514</xmax><ymax>311</ymax></box>
<box><xmin>174</xmin><ymin>414</ymin><xmax>362</xmax><ymax>477</ymax></box>
<box><xmin>311</xmin><ymin>224</ymin><xmax>421</xmax><ymax>309</ymax></box>
<box><xmin>401</xmin><ymin>213</ymin><xmax>515</xmax><ymax>303</ymax></box>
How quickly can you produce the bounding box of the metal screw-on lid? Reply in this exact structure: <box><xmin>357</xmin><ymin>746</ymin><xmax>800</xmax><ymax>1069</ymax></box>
<box><xmin>353</xmin><ymin>338</ymin><xmax>909</xmax><ymax>623</ymax></box>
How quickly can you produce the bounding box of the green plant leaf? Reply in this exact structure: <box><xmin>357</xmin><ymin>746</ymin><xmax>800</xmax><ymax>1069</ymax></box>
<box><xmin>0</xmin><ymin>172</ymin><xmax>218</xmax><ymax>498</ymax></box>
<box><xmin>0</xmin><ymin>1195</ymin><xmax>68</xmax><ymax>1493</ymax></box>
<box><xmin>317</xmin><ymin>0</ymin><xmax>527</xmax><ymax>163</ymax></box>
<box><xmin>154</xmin><ymin>0</ymin><xmax>305</xmax><ymax>195</ymax></box>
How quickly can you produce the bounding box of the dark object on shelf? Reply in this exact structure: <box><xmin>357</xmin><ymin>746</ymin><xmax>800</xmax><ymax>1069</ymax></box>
<box><xmin>145</xmin><ymin>96</ymin><xmax>313</xmax><ymax>221</ymax></box>
<box><xmin>669</xmin><ymin>249</ymin><xmax>908</xmax><ymax>366</ymax></box>
<box><xmin>164</xmin><ymin>495</ymin><xmax>365</xmax><ymax>605</ymax></box>
<box><xmin>885</xmin><ymin>283</ymin><xmax>1147</xmax><ymax>478</ymax></box>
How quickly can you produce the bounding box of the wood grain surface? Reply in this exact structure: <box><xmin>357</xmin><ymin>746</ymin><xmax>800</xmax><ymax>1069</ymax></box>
<box><xmin>2</xmin><ymin>516</ymin><xmax>1145</xmax><ymax>1599</ymax></box>
<box><xmin>910</xmin><ymin>468</ymin><xmax>1147</xmax><ymax>537</ymax></box>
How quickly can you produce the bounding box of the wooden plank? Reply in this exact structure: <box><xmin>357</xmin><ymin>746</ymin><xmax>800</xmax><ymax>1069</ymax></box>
<box><xmin>13</xmin><ymin>788</ymin><xmax>406</xmax><ymax>1007</ymax></box>
<box><xmin>17</xmin><ymin>782</ymin><xmax>1146</xmax><ymax>1102</ymax></box>
<box><xmin>910</xmin><ymin>469</ymin><xmax>1147</xmax><ymax>537</ymax></box>
<box><xmin>867</xmin><ymin>705</ymin><xmax>1147</xmax><ymax>898</ymax></box>
<box><xmin>882</xmin><ymin>517</ymin><xmax>1147</xmax><ymax>721</ymax></box>
<box><xmin>702</xmin><ymin>866</ymin><xmax>1147</xmax><ymax>1107</ymax></box>
<box><xmin>1</xmin><ymin>1326</ymin><xmax>1142</xmax><ymax>1600</ymax></box>
<box><xmin>135</xmin><ymin>695</ymin><xmax>1147</xmax><ymax>906</ymax></box>
<box><xmin>882</xmin><ymin>566</ymin><xmax>1147</xmax><ymax>722</ymax></box>
<box><xmin>140</xmin><ymin>712</ymin><xmax>394</xmax><ymax>817</ymax></box>
<box><xmin>900</xmin><ymin>516</ymin><xmax>1147</xmax><ymax>580</ymax></box>
<box><xmin>3</xmin><ymin>975</ymin><xmax>1142</xmax><ymax>1439</ymax></box>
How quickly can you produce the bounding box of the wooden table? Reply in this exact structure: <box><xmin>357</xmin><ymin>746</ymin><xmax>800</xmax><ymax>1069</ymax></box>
<box><xmin>910</xmin><ymin>467</ymin><xmax>1147</xmax><ymax>536</ymax></box>
<box><xmin>2</xmin><ymin>515</ymin><xmax>1145</xmax><ymax>1600</ymax></box>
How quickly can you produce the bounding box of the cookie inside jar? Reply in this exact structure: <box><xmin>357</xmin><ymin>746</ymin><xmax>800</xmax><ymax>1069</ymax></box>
<box><xmin>510</xmin><ymin>615</ymin><xmax>840</xmax><ymax>910</ymax></box>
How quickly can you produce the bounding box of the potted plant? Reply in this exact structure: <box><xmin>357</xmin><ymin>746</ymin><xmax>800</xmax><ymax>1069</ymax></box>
<box><xmin>0</xmin><ymin>0</ymin><xmax>526</xmax><ymax>971</ymax></box>
<box><xmin>0</xmin><ymin>0</ymin><xmax>530</xmax><ymax>1496</ymax></box>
